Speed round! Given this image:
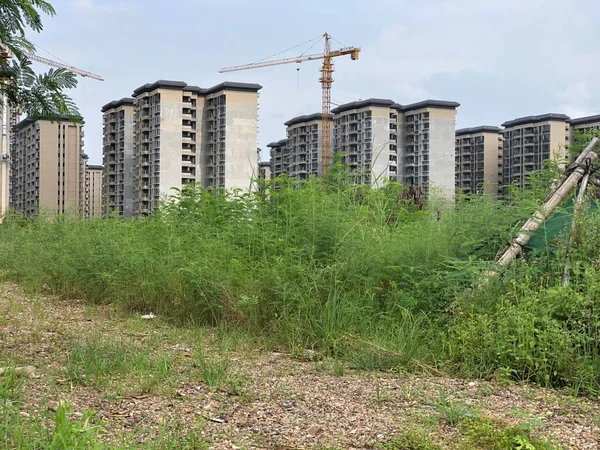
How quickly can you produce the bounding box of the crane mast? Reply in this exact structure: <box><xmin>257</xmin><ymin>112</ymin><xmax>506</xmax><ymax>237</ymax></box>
<box><xmin>220</xmin><ymin>33</ymin><xmax>360</xmax><ymax>176</ymax></box>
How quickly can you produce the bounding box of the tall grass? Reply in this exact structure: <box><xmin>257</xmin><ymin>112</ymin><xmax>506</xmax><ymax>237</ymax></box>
<box><xmin>1</xmin><ymin>169</ymin><xmax>599</xmax><ymax>394</ymax></box>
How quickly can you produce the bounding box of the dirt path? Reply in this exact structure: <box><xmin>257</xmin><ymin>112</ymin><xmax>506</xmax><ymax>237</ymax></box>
<box><xmin>0</xmin><ymin>282</ymin><xmax>599</xmax><ymax>449</ymax></box>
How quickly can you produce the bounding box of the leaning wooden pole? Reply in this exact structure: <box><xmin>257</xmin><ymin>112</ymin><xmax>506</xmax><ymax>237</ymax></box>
<box><xmin>495</xmin><ymin>144</ymin><xmax>599</xmax><ymax>268</ymax></box>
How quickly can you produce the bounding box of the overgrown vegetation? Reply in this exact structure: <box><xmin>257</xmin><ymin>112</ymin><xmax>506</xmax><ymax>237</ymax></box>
<box><xmin>2</xmin><ymin>143</ymin><xmax>600</xmax><ymax>397</ymax></box>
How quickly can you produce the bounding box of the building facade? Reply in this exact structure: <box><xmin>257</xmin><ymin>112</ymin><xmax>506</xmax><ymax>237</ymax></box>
<box><xmin>571</xmin><ymin>115</ymin><xmax>600</xmax><ymax>135</ymax></box>
<box><xmin>10</xmin><ymin>117</ymin><xmax>84</xmax><ymax>216</ymax></box>
<box><xmin>84</xmin><ymin>164</ymin><xmax>103</xmax><ymax>218</ymax></box>
<box><xmin>258</xmin><ymin>161</ymin><xmax>271</xmax><ymax>180</ymax></box>
<box><xmin>268</xmin><ymin>139</ymin><xmax>290</xmax><ymax>179</ymax></box>
<box><xmin>332</xmin><ymin>99</ymin><xmax>400</xmax><ymax>186</ymax></box>
<box><xmin>101</xmin><ymin>98</ymin><xmax>135</xmax><ymax>217</ymax></box>
<box><xmin>123</xmin><ymin>80</ymin><xmax>261</xmax><ymax>217</ymax></box>
<box><xmin>501</xmin><ymin>114</ymin><xmax>571</xmax><ymax>191</ymax></box>
<box><xmin>271</xmin><ymin>98</ymin><xmax>459</xmax><ymax>196</ymax></box>
<box><xmin>284</xmin><ymin>113</ymin><xmax>325</xmax><ymax>180</ymax></box>
<box><xmin>455</xmin><ymin>126</ymin><xmax>502</xmax><ymax>196</ymax></box>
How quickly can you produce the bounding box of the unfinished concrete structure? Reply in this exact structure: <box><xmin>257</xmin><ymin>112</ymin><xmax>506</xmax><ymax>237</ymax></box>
<box><xmin>127</xmin><ymin>80</ymin><xmax>261</xmax><ymax>216</ymax></box>
<box><xmin>101</xmin><ymin>98</ymin><xmax>135</xmax><ymax>217</ymax></box>
<box><xmin>501</xmin><ymin>114</ymin><xmax>571</xmax><ymax>191</ymax></box>
<box><xmin>332</xmin><ymin>99</ymin><xmax>400</xmax><ymax>186</ymax></box>
<box><xmin>84</xmin><ymin>164</ymin><xmax>103</xmax><ymax>218</ymax></box>
<box><xmin>258</xmin><ymin>161</ymin><xmax>271</xmax><ymax>180</ymax></box>
<box><xmin>455</xmin><ymin>126</ymin><xmax>503</xmax><ymax>196</ymax></box>
<box><xmin>272</xmin><ymin>98</ymin><xmax>459</xmax><ymax>196</ymax></box>
<box><xmin>10</xmin><ymin>117</ymin><xmax>85</xmax><ymax>216</ymax></box>
<box><xmin>284</xmin><ymin>113</ymin><xmax>325</xmax><ymax>180</ymax></box>
<box><xmin>268</xmin><ymin>139</ymin><xmax>290</xmax><ymax>179</ymax></box>
<box><xmin>399</xmin><ymin>100</ymin><xmax>459</xmax><ymax>198</ymax></box>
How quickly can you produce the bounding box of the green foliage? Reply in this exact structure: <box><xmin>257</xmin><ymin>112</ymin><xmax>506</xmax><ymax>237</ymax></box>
<box><xmin>193</xmin><ymin>351</ymin><xmax>231</xmax><ymax>392</ymax></box>
<box><xmin>65</xmin><ymin>334</ymin><xmax>173</xmax><ymax>389</ymax></box>
<box><xmin>380</xmin><ymin>430</ymin><xmax>441</xmax><ymax>449</ymax></box>
<box><xmin>432</xmin><ymin>388</ymin><xmax>478</xmax><ymax>426</ymax></box>
<box><xmin>461</xmin><ymin>418</ymin><xmax>559</xmax><ymax>450</ymax></box>
<box><xmin>1</xmin><ymin>0</ymin><xmax>79</xmax><ymax>118</ymax></box>
<box><xmin>2</xmin><ymin>168</ymin><xmax>600</xmax><ymax>396</ymax></box>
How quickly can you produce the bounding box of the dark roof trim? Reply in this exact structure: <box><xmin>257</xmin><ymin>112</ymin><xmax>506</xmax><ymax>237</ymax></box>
<box><xmin>284</xmin><ymin>113</ymin><xmax>324</xmax><ymax>127</ymax></box>
<box><xmin>14</xmin><ymin>116</ymin><xmax>82</xmax><ymax>131</ymax></box>
<box><xmin>267</xmin><ymin>139</ymin><xmax>288</xmax><ymax>148</ymax></box>
<box><xmin>205</xmin><ymin>81</ymin><xmax>262</xmax><ymax>95</ymax></box>
<box><xmin>456</xmin><ymin>126</ymin><xmax>501</xmax><ymax>136</ymax></box>
<box><xmin>132</xmin><ymin>80</ymin><xmax>187</xmax><ymax>96</ymax></box>
<box><xmin>87</xmin><ymin>164</ymin><xmax>104</xmax><ymax>170</ymax></box>
<box><xmin>101</xmin><ymin>97</ymin><xmax>134</xmax><ymax>112</ymax></box>
<box><xmin>331</xmin><ymin>98</ymin><xmax>395</xmax><ymax>114</ymax></box>
<box><xmin>132</xmin><ymin>80</ymin><xmax>262</xmax><ymax>97</ymax></box>
<box><xmin>502</xmin><ymin>113</ymin><xmax>571</xmax><ymax>128</ymax></box>
<box><xmin>571</xmin><ymin>114</ymin><xmax>600</xmax><ymax>126</ymax></box>
<box><xmin>400</xmin><ymin>100</ymin><xmax>460</xmax><ymax>112</ymax></box>
<box><xmin>259</xmin><ymin>161</ymin><xmax>271</xmax><ymax>167</ymax></box>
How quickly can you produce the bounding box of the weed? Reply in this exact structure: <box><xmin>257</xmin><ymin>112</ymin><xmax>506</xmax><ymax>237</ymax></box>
<box><xmin>461</xmin><ymin>417</ymin><xmax>559</xmax><ymax>450</ymax></box>
<box><xmin>379</xmin><ymin>429</ymin><xmax>440</xmax><ymax>449</ymax></box>
<box><xmin>432</xmin><ymin>389</ymin><xmax>478</xmax><ymax>426</ymax></box>
<box><xmin>0</xmin><ymin>368</ymin><xmax>24</xmax><ymax>405</ymax></box>
<box><xmin>65</xmin><ymin>334</ymin><xmax>174</xmax><ymax>389</ymax></box>
<box><xmin>332</xmin><ymin>361</ymin><xmax>345</xmax><ymax>377</ymax></box>
<box><xmin>194</xmin><ymin>351</ymin><xmax>231</xmax><ymax>392</ymax></box>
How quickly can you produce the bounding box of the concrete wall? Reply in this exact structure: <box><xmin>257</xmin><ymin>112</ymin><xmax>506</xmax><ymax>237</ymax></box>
<box><xmin>428</xmin><ymin>108</ymin><xmax>456</xmax><ymax>199</ymax></box>
<box><xmin>370</xmin><ymin>106</ymin><xmax>392</xmax><ymax>187</ymax></box>
<box><xmin>122</xmin><ymin>106</ymin><xmax>135</xmax><ymax>217</ymax></box>
<box><xmin>158</xmin><ymin>89</ymin><xmax>187</xmax><ymax>201</ymax></box>
<box><xmin>220</xmin><ymin>90</ymin><xmax>259</xmax><ymax>191</ymax></box>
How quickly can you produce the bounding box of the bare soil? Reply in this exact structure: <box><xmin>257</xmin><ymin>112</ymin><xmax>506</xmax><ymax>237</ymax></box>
<box><xmin>1</xmin><ymin>282</ymin><xmax>599</xmax><ymax>449</ymax></box>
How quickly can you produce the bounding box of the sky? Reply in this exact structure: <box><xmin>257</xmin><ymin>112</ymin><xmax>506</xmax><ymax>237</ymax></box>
<box><xmin>29</xmin><ymin>0</ymin><xmax>600</xmax><ymax>165</ymax></box>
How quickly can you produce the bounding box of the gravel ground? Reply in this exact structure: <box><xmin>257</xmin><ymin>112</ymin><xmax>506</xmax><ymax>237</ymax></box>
<box><xmin>1</xmin><ymin>282</ymin><xmax>599</xmax><ymax>449</ymax></box>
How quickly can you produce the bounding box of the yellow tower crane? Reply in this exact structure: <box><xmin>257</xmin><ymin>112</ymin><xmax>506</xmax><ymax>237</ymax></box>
<box><xmin>220</xmin><ymin>33</ymin><xmax>360</xmax><ymax>176</ymax></box>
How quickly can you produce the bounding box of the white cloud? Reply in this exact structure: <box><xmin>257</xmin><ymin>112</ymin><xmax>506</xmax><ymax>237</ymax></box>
<box><xmin>69</xmin><ymin>0</ymin><xmax>130</xmax><ymax>14</ymax></box>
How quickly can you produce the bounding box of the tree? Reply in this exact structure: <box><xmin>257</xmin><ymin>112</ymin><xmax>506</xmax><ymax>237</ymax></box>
<box><xmin>0</xmin><ymin>0</ymin><xmax>78</xmax><ymax>118</ymax></box>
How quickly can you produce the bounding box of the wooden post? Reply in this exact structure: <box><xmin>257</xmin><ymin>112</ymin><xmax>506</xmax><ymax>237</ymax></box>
<box><xmin>495</xmin><ymin>150</ymin><xmax>598</xmax><ymax>267</ymax></box>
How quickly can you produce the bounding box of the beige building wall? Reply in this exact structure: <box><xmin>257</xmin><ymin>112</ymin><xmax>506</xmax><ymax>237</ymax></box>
<box><xmin>332</xmin><ymin>99</ymin><xmax>399</xmax><ymax>187</ymax></box>
<box><xmin>102</xmin><ymin>98</ymin><xmax>135</xmax><ymax>217</ymax></box>
<box><xmin>501</xmin><ymin>114</ymin><xmax>570</xmax><ymax>191</ymax></box>
<box><xmin>11</xmin><ymin>118</ymin><xmax>83</xmax><ymax>216</ymax></box>
<box><xmin>84</xmin><ymin>164</ymin><xmax>102</xmax><ymax>218</ymax></box>
<box><xmin>401</xmin><ymin>101</ymin><xmax>459</xmax><ymax>198</ymax></box>
<box><xmin>258</xmin><ymin>161</ymin><xmax>271</xmax><ymax>180</ymax></box>
<box><xmin>455</xmin><ymin>126</ymin><xmax>502</xmax><ymax>196</ymax></box>
<box><xmin>128</xmin><ymin>81</ymin><xmax>261</xmax><ymax>216</ymax></box>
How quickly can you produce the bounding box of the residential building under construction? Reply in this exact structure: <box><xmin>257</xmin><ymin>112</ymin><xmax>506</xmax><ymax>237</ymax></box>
<box><xmin>103</xmin><ymin>80</ymin><xmax>261</xmax><ymax>217</ymax></box>
<box><xmin>101</xmin><ymin>98</ymin><xmax>135</xmax><ymax>217</ymax></box>
<box><xmin>501</xmin><ymin>114</ymin><xmax>571</xmax><ymax>192</ymax></box>
<box><xmin>84</xmin><ymin>164</ymin><xmax>103</xmax><ymax>218</ymax></box>
<box><xmin>10</xmin><ymin>117</ymin><xmax>85</xmax><ymax>216</ymax></box>
<box><xmin>455</xmin><ymin>126</ymin><xmax>503</xmax><ymax>196</ymax></box>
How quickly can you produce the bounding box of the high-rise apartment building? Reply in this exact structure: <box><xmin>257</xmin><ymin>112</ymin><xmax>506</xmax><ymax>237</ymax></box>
<box><xmin>455</xmin><ymin>126</ymin><xmax>503</xmax><ymax>196</ymax></box>
<box><xmin>571</xmin><ymin>115</ymin><xmax>600</xmax><ymax>134</ymax></box>
<box><xmin>10</xmin><ymin>117</ymin><xmax>85</xmax><ymax>216</ymax></box>
<box><xmin>258</xmin><ymin>161</ymin><xmax>271</xmax><ymax>180</ymax></box>
<box><xmin>267</xmin><ymin>139</ymin><xmax>289</xmax><ymax>178</ymax></box>
<box><xmin>501</xmin><ymin>114</ymin><xmax>571</xmax><ymax>191</ymax></box>
<box><xmin>332</xmin><ymin>99</ymin><xmax>400</xmax><ymax>186</ymax></box>
<box><xmin>84</xmin><ymin>164</ymin><xmax>103</xmax><ymax>218</ymax></box>
<box><xmin>272</xmin><ymin>98</ymin><xmax>459</xmax><ymax>195</ymax></box>
<box><xmin>400</xmin><ymin>101</ymin><xmax>459</xmax><ymax>198</ymax></box>
<box><xmin>124</xmin><ymin>80</ymin><xmax>260</xmax><ymax>216</ymax></box>
<box><xmin>284</xmin><ymin>113</ymin><xmax>325</xmax><ymax>180</ymax></box>
<box><xmin>101</xmin><ymin>98</ymin><xmax>135</xmax><ymax>217</ymax></box>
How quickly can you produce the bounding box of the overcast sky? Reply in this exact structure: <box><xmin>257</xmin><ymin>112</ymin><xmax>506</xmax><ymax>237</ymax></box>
<box><xmin>31</xmin><ymin>0</ymin><xmax>600</xmax><ymax>164</ymax></box>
